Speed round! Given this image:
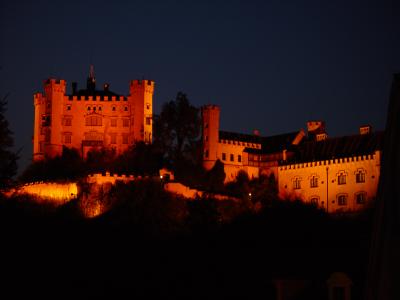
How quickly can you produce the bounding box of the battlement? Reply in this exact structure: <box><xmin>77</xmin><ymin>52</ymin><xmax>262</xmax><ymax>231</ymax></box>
<box><xmin>66</xmin><ymin>95</ymin><xmax>128</xmax><ymax>101</ymax></box>
<box><xmin>130</xmin><ymin>79</ymin><xmax>155</xmax><ymax>87</ymax></box>
<box><xmin>279</xmin><ymin>150</ymin><xmax>380</xmax><ymax>171</ymax></box>
<box><xmin>44</xmin><ymin>78</ymin><xmax>67</xmax><ymax>86</ymax></box>
<box><xmin>202</xmin><ymin>104</ymin><xmax>220</xmax><ymax>111</ymax></box>
<box><xmin>87</xmin><ymin>172</ymin><xmax>143</xmax><ymax>185</ymax></box>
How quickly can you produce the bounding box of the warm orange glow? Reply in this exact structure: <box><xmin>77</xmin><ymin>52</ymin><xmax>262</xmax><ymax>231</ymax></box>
<box><xmin>8</xmin><ymin>182</ymin><xmax>78</xmax><ymax>204</ymax></box>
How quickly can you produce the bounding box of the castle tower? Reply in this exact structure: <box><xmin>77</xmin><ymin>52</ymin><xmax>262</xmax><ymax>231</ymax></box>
<box><xmin>33</xmin><ymin>79</ymin><xmax>66</xmax><ymax>161</ymax></box>
<box><xmin>201</xmin><ymin>105</ymin><xmax>220</xmax><ymax>170</ymax></box>
<box><xmin>129</xmin><ymin>80</ymin><xmax>154</xmax><ymax>143</ymax></box>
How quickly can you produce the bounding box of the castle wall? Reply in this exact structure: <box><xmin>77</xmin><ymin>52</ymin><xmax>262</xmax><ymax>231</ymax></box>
<box><xmin>33</xmin><ymin>78</ymin><xmax>154</xmax><ymax>160</ymax></box>
<box><xmin>278</xmin><ymin>151</ymin><xmax>381</xmax><ymax>213</ymax></box>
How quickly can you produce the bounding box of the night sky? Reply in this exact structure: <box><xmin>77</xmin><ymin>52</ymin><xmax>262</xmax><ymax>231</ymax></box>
<box><xmin>1</xmin><ymin>0</ymin><xmax>399</xmax><ymax>173</ymax></box>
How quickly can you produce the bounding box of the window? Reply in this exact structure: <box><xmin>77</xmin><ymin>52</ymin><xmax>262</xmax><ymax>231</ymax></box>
<box><xmin>222</xmin><ymin>153</ymin><xmax>226</xmax><ymax>161</ymax></box>
<box><xmin>112</xmin><ymin>106</ymin><xmax>116</xmax><ymax>111</ymax></box>
<box><xmin>66</xmin><ymin>105</ymin><xmax>71</xmax><ymax>111</ymax></box>
<box><xmin>204</xmin><ymin>150</ymin><xmax>209</xmax><ymax>158</ymax></box>
<box><xmin>338</xmin><ymin>173</ymin><xmax>346</xmax><ymax>185</ymax></box>
<box><xmin>85</xmin><ymin>131</ymin><xmax>103</xmax><ymax>141</ymax></box>
<box><xmin>98</xmin><ymin>106</ymin><xmax>102</xmax><ymax>111</ymax></box>
<box><xmin>356</xmin><ymin>170</ymin><xmax>365</xmax><ymax>183</ymax></box>
<box><xmin>110</xmin><ymin>133</ymin><xmax>117</xmax><ymax>144</ymax></box>
<box><xmin>337</xmin><ymin>194</ymin><xmax>347</xmax><ymax>206</ymax></box>
<box><xmin>111</xmin><ymin>118</ymin><xmax>117</xmax><ymax>127</ymax></box>
<box><xmin>93</xmin><ymin>107</ymin><xmax>96</xmax><ymax>111</ymax></box>
<box><xmin>310</xmin><ymin>197</ymin><xmax>319</xmax><ymax>206</ymax></box>
<box><xmin>122</xmin><ymin>134</ymin><xmax>129</xmax><ymax>144</ymax></box>
<box><xmin>310</xmin><ymin>176</ymin><xmax>318</xmax><ymax>188</ymax></box>
<box><xmin>124</xmin><ymin>106</ymin><xmax>128</xmax><ymax>111</ymax></box>
<box><xmin>63</xmin><ymin>117</ymin><xmax>72</xmax><ymax>126</ymax></box>
<box><xmin>123</xmin><ymin>119</ymin><xmax>130</xmax><ymax>127</ymax></box>
<box><xmin>356</xmin><ymin>192</ymin><xmax>366</xmax><ymax>204</ymax></box>
<box><xmin>146</xmin><ymin>117</ymin><xmax>151</xmax><ymax>125</ymax></box>
<box><xmin>64</xmin><ymin>133</ymin><xmax>72</xmax><ymax>144</ymax></box>
<box><xmin>86</xmin><ymin>115</ymin><xmax>102</xmax><ymax>126</ymax></box>
<box><xmin>238</xmin><ymin>155</ymin><xmax>241</xmax><ymax>163</ymax></box>
<box><xmin>87</xmin><ymin>106</ymin><xmax>91</xmax><ymax>111</ymax></box>
<box><xmin>146</xmin><ymin>103</ymin><xmax>150</xmax><ymax>110</ymax></box>
<box><xmin>293</xmin><ymin>178</ymin><xmax>301</xmax><ymax>190</ymax></box>
<box><xmin>230</xmin><ymin>154</ymin><xmax>234</xmax><ymax>162</ymax></box>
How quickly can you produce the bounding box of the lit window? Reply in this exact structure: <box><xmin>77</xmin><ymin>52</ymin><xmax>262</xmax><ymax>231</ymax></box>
<box><xmin>110</xmin><ymin>134</ymin><xmax>117</xmax><ymax>144</ymax></box>
<box><xmin>310</xmin><ymin>176</ymin><xmax>318</xmax><ymax>188</ymax></box>
<box><xmin>337</xmin><ymin>194</ymin><xmax>347</xmax><ymax>206</ymax></box>
<box><xmin>356</xmin><ymin>170</ymin><xmax>365</xmax><ymax>183</ymax></box>
<box><xmin>338</xmin><ymin>173</ymin><xmax>346</xmax><ymax>185</ymax></box>
<box><xmin>122</xmin><ymin>134</ymin><xmax>129</xmax><ymax>144</ymax></box>
<box><xmin>63</xmin><ymin>118</ymin><xmax>72</xmax><ymax>126</ymax></box>
<box><xmin>64</xmin><ymin>133</ymin><xmax>72</xmax><ymax>144</ymax></box>
<box><xmin>111</xmin><ymin>119</ymin><xmax>117</xmax><ymax>127</ymax></box>
<box><xmin>123</xmin><ymin>119</ymin><xmax>130</xmax><ymax>127</ymax></box>
<box><xmin>356</xmin><ymin>192</ymin><xmax>366</xmax><ymax>204</ymax></box>
<box><xmin>222</xmin><ymin>153</ymin><xmax>226</xmax><ymax>161</ymax></box>
<box><xmin>230</xmin><ymin>154</ymin><xmax>234</xmax><ymax>162</ymax></box>
<box><xmin>85</xmin><ymin>115</ymin><xmax>102</xmax><ymax>126</ymax></box>
<box><xmin>293</xmin><ymin>178</ymin><xmax>301</xmax><ymax>190</ymax></box>
<box><xmin>238</xmin><ymin>155</ymin><xmax>241</xmax><ymax>163</ymax></box>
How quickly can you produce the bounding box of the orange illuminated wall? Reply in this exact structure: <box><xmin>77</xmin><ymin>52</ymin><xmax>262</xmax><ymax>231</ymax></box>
<box><xmin>33</xmin><ymin>76</ymin><xmax>154</xmax><ymax>160</ymax></box>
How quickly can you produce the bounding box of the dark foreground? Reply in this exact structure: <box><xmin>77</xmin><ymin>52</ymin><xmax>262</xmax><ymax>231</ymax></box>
<box><xmin>0</xmin><ymin>197</ymin><xmax>373</xmax><ymax>300</ymax></box>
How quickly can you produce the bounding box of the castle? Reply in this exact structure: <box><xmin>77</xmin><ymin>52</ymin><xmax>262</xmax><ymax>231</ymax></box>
<box><xmin>33</xmin><ymin>66</ymin><xmax>154</xmax><ymax>160</ymax></box>
<box><xmin>202</xmin><ymin>105</ymin><xmax>383</xmax><ymax>213</ymax></box>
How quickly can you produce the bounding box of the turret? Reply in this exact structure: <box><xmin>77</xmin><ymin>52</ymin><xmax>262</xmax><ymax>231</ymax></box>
<box><xmin>43</xmin><ymin>78</ymin><xmax>67</xmax><ymax>158</ymax></box>
<box><xmin>201</xmin><ymin>105</ymin><xmax>220</xmax><ymax>170</ymax></box>
<box><xmin>129</xmin><ymin>79</ymin><xmax>154</xmax><ymax>143</ymax></box>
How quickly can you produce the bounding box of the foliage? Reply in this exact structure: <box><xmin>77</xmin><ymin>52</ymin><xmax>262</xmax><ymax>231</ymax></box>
<box><xmin>19</xmin><ymin>146</ymin><xmax>85</xmax><ymax>182</ymax></box>
<box><xmin>113</xmin><ymin>142</ymin><xmax>163</xmax><ymax>175</ymax></box>
<box><xmin>203</xmin><ymin>159</ymin><xmax>226</xmax><ymax>193</ymax></box>
<box><xmin>0</xmin><ymin>95</ymin><xmax>18</xmax><ymax>188</ymax></box>
<box><xmin>85</xmin><ymin>147</ymin><xmax>117</xmax><ymax>174</ymax></box>
<box><xmin>153</xmin><ymin>92</ymin><xmax>201</xmax><ymax>169</ymax></box>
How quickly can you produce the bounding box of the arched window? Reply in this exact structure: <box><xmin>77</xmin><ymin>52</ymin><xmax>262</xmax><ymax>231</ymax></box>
<box><xmin>355</xmin><ymin>169</ymin><xmax>366</xmax><ymax>183</ymax></box>
<box><xmin>310</xmin><ymin>196</ymin><xmax>319</xmax><ymax>206</ymax></box>
<box><xmin>85</xmin><ymin>115</ymin><xmax>102</xmax><ymax>126</ymax></box>
<box><xmin>337</xmin><ymin>194</ymin><xmax>348</xmax><ymax>206</ymax></box>
<box><xmin>293</xmin><ymin>177</ymin><xmax>301</xmax><ymax>190</ymax></box>
<box><xmin>337</xmin><ymin>171</ymin><xmax>347</xmax><ymax>185</ymax></box>
<box><xmin>355</xmin><ymin>192</ymin><xmax>367</xmax><ymax>204</ymax></box>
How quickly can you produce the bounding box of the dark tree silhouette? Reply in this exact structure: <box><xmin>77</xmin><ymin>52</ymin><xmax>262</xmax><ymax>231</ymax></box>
<box><xmin>0</xmin><ymin>94</ymin><xmax>18</xmax><ymax>188</ymax></box>
<box><xmin>153</xmin><ymin>92</ymin><xmax>201</xmax><ymax>168</ymax></box>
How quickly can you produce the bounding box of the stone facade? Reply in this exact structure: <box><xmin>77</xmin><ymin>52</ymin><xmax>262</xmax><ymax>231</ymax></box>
<box><xmin>33</xmin><ymin>67</ymin><xmax>154</xmax><ymax>160</ymax></box>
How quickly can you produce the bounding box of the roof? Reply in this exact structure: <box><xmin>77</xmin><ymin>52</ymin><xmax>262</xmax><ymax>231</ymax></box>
<box><xmin>219</xmin><ymin>131</ymin><xmax>263</xmax><ymax>144</ymax></box>
<box><xmin>221</xmin><ymin>130</ymin><xmax>302</xmax><ymax>154</ymax></box>
<box><xmin>286</xmin><ymin>131</ymin><xmax>384</xmax><ymax>163</ymax></box>
<box><xmin>71</xmin><ymin>88</ymin><xmax>121</xmax><ymax>97</ymax></box>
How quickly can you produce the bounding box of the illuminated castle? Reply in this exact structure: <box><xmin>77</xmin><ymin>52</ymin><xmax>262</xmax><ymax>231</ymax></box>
<box><xmin>202</xmin><ymin>105</ymin><xmax>383</xmax><ymax>213</ymax></box>
<box><xmin>33</xmin><ymin>66</ymin><xmax>154</xmax><ymax>160</ymax></box>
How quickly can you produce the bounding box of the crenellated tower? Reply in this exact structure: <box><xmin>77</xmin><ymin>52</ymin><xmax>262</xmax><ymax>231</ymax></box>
<box><xmin>201</xmin><ymin>105</ymin><xmax>220</xmax><ymax>170</ymax></box>
<box><xmin>129</xmin><ymin>79</ymin><xmax>154</xmax><ymax>143</ymax></box>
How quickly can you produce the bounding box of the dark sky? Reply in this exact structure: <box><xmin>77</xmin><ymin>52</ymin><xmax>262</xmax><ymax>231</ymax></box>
<box><xmin>1</xmin><ymin>0</ymin><xmax>399</xmax><ymax>173</ymax></box>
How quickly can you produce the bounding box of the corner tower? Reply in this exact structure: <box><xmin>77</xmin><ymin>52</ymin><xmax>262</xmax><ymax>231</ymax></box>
<box><xmin>129</xmin><ymin>80</ymin><xmax>154</xmax><ymax>143</ymax></box>
<box><xmin>201</xmin><ymin>105</ymin><xmax>220</xmax><ymax>170</ymax></box>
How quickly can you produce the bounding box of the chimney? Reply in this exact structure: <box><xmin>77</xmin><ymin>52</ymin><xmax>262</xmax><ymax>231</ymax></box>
<box><xmin>104</xmin><ymin>83</ymin><xmax>110</xmax><ymax>92</ymax></box>
<box><xmin>72</xmin><ymin>82</ymin><xmax>77</xmax><ymax>94</ymax></box>
<box><xmin>359</xmin><ymin>125</ymin><xmax>372</xmax><ymax>135</ymax></box>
